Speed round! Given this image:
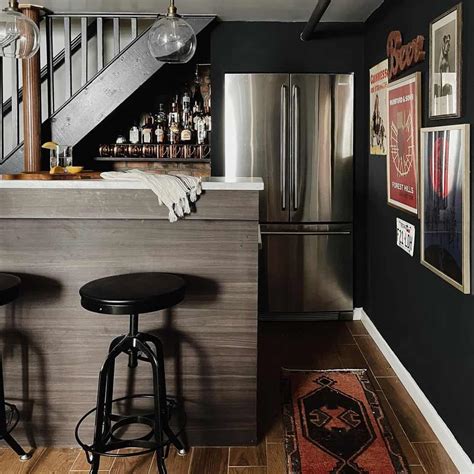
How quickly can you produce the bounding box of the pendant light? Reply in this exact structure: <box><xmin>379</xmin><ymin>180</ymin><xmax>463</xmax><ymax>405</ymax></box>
<box><xmin>0</xmin><ymin>0</ymin><xmax>40</xmax><ymax>59</ymax></box>
<box><xmin>148</xmin><ymin>0</ymin><xmax>197</xmax><ymax>64</ymax></box>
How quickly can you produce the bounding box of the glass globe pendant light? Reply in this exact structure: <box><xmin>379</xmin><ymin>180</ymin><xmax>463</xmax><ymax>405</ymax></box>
<box><xmin>148</xmin><ymin>0</ymin><xmax>197</xmax><ymax>63</ymax></box>
<box><xmin>0</xmin><ymin>0</ymin><xmax>40</xmax><ymax>59</ymax></box>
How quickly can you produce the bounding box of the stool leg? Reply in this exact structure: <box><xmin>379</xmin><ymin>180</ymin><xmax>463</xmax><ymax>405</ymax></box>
<box><xmin>136</xmin><ymin>340</ymin><xmax>168</xmax><ymax>474</ymax></box>
<box><xmin>139</xmin><ymin>334</ymin><xmax>187</xmax><ymax>455</ymax></box>
<box><xmin>91</xmin><ymin>337</ymin><xmax>130</xmax><ymax>472</ymax></box>
<box><xmin>0</xmin><ymin>355</ymin><xmax>30</xmax><ymax>460</ymax></box>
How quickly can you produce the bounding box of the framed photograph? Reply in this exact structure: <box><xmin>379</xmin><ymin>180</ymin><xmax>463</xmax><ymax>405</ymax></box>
<box><xmin>420</xmin><ymin>124</ymin><xmax>470</xmax><ymax>293</ymax></box>
<box><xmin>387</xmin><ymin>72</ymin><xmax>421</xmax><ymax>215</ymax></box>
<box><xmin>429</xmin><ymin>4</ymin><xmax>462</xmax><ymax>119</ymax></box>
<box><xmin>369</xmin><ymin>59</ymin><xmax>388</xmax><ymax>155</ymax></box>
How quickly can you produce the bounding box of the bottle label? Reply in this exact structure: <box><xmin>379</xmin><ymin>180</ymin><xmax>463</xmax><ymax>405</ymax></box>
<box><xmin>130</xmin><ymin>129</ymin><xmax>140</xmax><ymax>144</ymax></box>
<box><xmin>142</xmin><ymin>129</ymin><xmax>152</xmax><ymax>144</ymax></box>
<box><xmin>156</xmin><ymin>128</ymin><xmax>165</xmax><ymax>143</ymax></box>
<box><xmin>181</xmin><ymin>129</ymin><xmax>192</xmax><ymax>142</ymax></box>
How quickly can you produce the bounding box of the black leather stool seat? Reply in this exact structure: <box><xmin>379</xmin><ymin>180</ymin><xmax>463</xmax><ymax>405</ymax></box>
<box><xmin>80</xmin><ymin>272</ymin><xmax>186</xmax><ymax>315</ymax></box>
<box><xmin>0</xmin><ymin>274</ymin><xmax>21</xmax><ymax>306</ymax></box>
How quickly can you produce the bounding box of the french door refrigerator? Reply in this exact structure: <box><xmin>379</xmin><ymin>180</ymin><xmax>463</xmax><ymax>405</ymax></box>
<box><xmin>225</xmin><ymin>73</ymin><xmax>354</xmax><ymax>320</ymax></box>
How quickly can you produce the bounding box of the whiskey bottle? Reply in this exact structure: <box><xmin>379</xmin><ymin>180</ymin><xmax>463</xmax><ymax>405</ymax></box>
<box><xmin>129</xmin><ymin>121</ymin><xmax>141</xmax><ymax>144</ymax></box>
<box><xmin>182</xmin><ymin>91</ymin><xmax>191</xmax><ymax>112</ymax></box>
<box><xmin>197</xmin><ymin>116</ymin><xmax>207</xmax><ymax>145</ymax></box>
<box><xmin>168</xmin><ymin>102</ymin><xmax>180</xmax><ymax>128</ymax></box>
<box><xmin>192</xmin><ymin>69</ymin><xmax>204</xmax><ymax>111</ymax></box>
<box><xmin>141</xmin><ymin>114</ymin><xmax>155</xmax><ymax>144</ymax></box>
<box><xmin>155</xmin><ymin>104</ymin><xmax>168</xmax><ymax>144</ymax></box>
<box><xmin>169</xmin><ymin>121</ymin><xmax>181</xmax><ymax>145</ymax></box>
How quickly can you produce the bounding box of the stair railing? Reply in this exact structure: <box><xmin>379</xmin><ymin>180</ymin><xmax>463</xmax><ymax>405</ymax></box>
<box><xmin>0</xmin><ymin>11</ymin><xmax>158</xmax><ymax>165</ymax></box>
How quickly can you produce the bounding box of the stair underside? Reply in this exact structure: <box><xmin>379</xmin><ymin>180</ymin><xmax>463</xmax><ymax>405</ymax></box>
<box><xmin>1</xmin><ymin>16</ymin><xmax>215</xmax><ymax>173</ymax></box>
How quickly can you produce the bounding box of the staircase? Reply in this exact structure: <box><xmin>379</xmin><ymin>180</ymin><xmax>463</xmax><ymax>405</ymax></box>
<box><xmin>0</xmin><ymin>12</ymin><xmax>215</xmax><ymax>173</ymax></box>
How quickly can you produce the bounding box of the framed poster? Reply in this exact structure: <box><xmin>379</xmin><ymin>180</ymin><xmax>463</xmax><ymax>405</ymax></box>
<box><xmin>369</xmin><ymin>59</ymin><xmax>388</xmax><ymax>155</ymax></box>
<box><xmin>420</xmin><ymin>124</ymin><xmax>470</xmax><ymax>293</ymax></box>
<box><xmin>387</xmin><ymin>72</ymin><xmax>421</xmax><ymax>215</ymax></box>
<box><xmin>429</xmin><ymin>4</ymin><xmax>462</xmax><ymax>119</ymax></box>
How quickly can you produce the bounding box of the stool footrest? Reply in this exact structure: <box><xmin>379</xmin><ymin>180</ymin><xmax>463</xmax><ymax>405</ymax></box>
<box><xmin>75</xmin><ymin>394</ymin><xmax>186</xmax><ymax>459</ymax></box>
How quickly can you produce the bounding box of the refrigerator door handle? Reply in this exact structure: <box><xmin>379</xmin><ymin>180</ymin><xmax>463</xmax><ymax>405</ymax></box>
<box><xmin>292</xmin><ymin>84</ymin><xmax>300</xmax><ymax>210</ymax></box>
<box><xmin>280</xmin><ymin>85</ymin><xmax>288</xmax><ymax>210</ymax></box>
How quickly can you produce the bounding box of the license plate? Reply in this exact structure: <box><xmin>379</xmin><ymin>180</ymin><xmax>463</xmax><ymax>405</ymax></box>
<box><xmin>396</xmin><ymin>218</ymin><xmax>415</xmax><ymax>257</ymax></box>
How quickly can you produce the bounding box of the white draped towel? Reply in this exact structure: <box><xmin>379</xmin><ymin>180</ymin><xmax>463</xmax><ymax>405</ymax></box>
<box><xmin>100</xmin><ymin>170</ymin><xmax>202</xmax><ymax>222</ymax></box>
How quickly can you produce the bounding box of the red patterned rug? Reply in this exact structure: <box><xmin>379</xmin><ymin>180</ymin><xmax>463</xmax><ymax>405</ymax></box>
<box><xmin>281</xmin><ymin>369</ymin><xmax>409</xmax><ymax>473</ymax></box>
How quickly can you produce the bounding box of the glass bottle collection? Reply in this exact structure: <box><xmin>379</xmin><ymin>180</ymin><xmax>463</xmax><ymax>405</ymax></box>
<box><xmin>127</xmin><ymin>86</ymin><xmax>211</xmax><ymax>147</ymax></box>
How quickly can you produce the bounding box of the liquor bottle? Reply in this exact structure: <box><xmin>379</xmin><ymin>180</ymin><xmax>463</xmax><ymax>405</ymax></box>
<box><xmin>197</xmin><ymin>116</ymin><xmax>207</xmax><ymax>145</ymax></box>
<box><xmin>129</xmin><ymin>122</ymin><xmax>141</xmax><ymax>144</ymax></box>
<box><xmin>169</xmin><ymin>121</ymin><xmax>181</xmax><ymax>145</ymax></box>
<box><xmin>180</xmin><ymin>118</ymin><xmax>193</xmax><ymax>143</ymax></box>
<box><xmin>141</xmin><ymin>114</ymin><xmax>155</xmax><ymax>144</ymax></box>
<box><xmin>157</xmin><ymin>103</ymin><xmax>167</xmax><ymax>125</ymax></box>
<box><xmin>155</xmin><ymin>104</ymin><xmax>168</xmax><ymax>144</ymax></box>
<box><xmin>182</xmin><ymin>91</ymin><xmax>191</xmax><ymax>112</ymax></box>
<box><xmin>192</xmin><ymin>69</ymin><xmax>204</xmax><ymax>111</ymax></box>
<box><xmin>168</xmin><ymin>101</ymin><xmax>180</xmax><ymax>128</ymax></box>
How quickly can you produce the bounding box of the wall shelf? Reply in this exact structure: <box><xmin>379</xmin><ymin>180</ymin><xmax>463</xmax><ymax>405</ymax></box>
<box><xmin>94</xmin><ymin>157</ymin><xmax>211</xmax><ymax>163</ymax></box>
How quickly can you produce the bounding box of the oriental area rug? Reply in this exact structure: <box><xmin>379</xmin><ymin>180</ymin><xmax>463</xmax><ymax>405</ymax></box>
<box><xmin>281</xmin><ymin>369</ymin><xmax>409</xmax><ymax>473</ymax></box>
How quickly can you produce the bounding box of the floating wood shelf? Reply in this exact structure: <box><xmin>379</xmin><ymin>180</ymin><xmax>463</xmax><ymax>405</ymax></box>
<box><xmin>95</xmin><ymin>157</ymin><xmax>211</xmax><ymax>163</ymax></box>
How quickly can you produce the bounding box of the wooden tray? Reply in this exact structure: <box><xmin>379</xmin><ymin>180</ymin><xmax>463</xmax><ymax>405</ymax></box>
<box><xmin>0</xmin><ymin>171</ymin><xmax>102</xmax><ymax>180</ymax></box>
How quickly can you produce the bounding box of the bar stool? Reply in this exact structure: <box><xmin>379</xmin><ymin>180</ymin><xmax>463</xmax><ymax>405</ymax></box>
<box><xmin>75</xmin><ymin>273</ymin><xmax>187</xmax><ymax>474</ymax></box>
<box><xmin>0</xmin><ymin>274</ymin><xmax>31</xmax><ymax>461</ymax></box>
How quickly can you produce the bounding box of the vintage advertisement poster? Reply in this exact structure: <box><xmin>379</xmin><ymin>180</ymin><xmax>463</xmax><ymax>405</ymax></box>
<box><xmin>387</xmin><ymin>72</ymin><xmax>420</xmax><ymax>215</ymax></box>
<box><xmin>420</xmin><ymin>124</ymin><xmax>470</xmax><ymax>293</ymax></box>
<box><xmin>369</xmin><ymin>59</ymin><xmax>388</xmax><ymax>155</ymax></box>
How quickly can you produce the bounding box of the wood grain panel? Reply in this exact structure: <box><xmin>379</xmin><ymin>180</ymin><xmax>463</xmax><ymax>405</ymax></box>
<box><xmin>228</xmin><ymin>468</ymin><xmax>267</xmax><ymax>474</ymax></box>
<box><xmin>0</xmin><ymin>447</ymin><xmax>46</xmax><ymax>473</ymax></box>
<box><xmin>189</xmin><ymin>448</ymin><xmax>228</xmax><ymax>474</ymax></box>
<box><xmin>29</xmin><ymin>448</ymin><xmax>78</xmax><ymax>473</ymax></box>
<box><xmin>229</xmin><ymin>443</ymin><xmax>266</xmax><ymax>466</ymax></box>
<box><xmin>0</xmin><ymin>215</ymin><xmax>258</xmax><ymax>446</ymax></box>
<box><xmin>377</xmin><ymin>378</ymin><xmax>437</xmax><ymax>442</ymax></box>
<box><xmin>412</xmin><ymin>443</ymin><xmax>458</xmax><ymax>474</ymax></box>
<box><xmin>0</xmin><ymin>189</ymin><xmax>260</xmax><ymax>221</ymax></box>
<box><xmin>376</xmin><ymin>391</ymin><xmax>421</xmax><ymax>466</ymax></box>
<box><xmin>354</xmin><ymin>335</ymin><xmax>396</xmax><ymax>377</ymax></box>
<box><xmin>265</xmin><ymin>444</ymin><xmax>286</xmax><ymax>474</ymax></box>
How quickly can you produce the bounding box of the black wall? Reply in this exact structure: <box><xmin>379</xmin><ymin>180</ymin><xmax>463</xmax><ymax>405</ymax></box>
<box><xmin>365</xmin><ymin>0</ymin><xmax>474</xmax><ymax>458</ymax></box>
<box><xmin>210</xmin><ymin>22</ymin><xmax>367</xmax><ymax>306</ymax></box>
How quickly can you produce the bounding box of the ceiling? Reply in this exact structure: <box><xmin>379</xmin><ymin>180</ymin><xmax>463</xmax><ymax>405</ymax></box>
<box><xmin>40</xmin><ymin>0</ymin><xmax>384</xmax><ymax>22</ymax></box>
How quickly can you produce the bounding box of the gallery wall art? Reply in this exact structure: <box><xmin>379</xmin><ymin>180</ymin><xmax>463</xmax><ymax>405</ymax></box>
<box><xmin>369</xmin><ymin>59</ymin><xmax>389</xmax><ymax>156</ymax></box>
<box><xmin>386</xmin><ymin>72</ymin><xmax>421</xmax><ymax>215</ymax></box>
<box><xmin>420</xmin><ymin>124</ymin><xmax>470</xmax><ymax>293</ymax></box>
<box><xmin>429</xmin><ymin>3</ymin><xmax>462</xmax><ymax>119</ymax></box>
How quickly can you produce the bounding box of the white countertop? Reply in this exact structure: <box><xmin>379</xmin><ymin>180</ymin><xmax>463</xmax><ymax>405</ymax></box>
<box><xmin>0</xmin><ymin>176</ymin><xmax>264</xmax><ymax>191</ymax></box>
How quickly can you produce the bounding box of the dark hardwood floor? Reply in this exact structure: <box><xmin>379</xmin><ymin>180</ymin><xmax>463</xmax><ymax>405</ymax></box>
<box><xmin>0</xmin><ymin>321</ymin><xmax>458</xmax><ymax>473</ymax></box>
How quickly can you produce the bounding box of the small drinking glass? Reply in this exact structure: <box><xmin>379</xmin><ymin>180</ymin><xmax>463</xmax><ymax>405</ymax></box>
<box><xmin>50</xmin><ymin>145</ymin><xmax>73</xmax><ymax>170</ymax></box>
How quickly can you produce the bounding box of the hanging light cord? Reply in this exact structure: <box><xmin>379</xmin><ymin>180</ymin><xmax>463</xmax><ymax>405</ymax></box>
<box><xmin>167</xmin><ymin>0</ymin><xmax>179</xmax><ymax>17</ymax></box>
<box><xmin>4</xmin><ymin>0</ymin><xmax>20</xmax><ymax>12</ymax></box>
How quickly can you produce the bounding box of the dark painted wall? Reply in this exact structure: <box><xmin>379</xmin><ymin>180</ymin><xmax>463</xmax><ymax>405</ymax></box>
<box><xmin>210</xmin><ymin>22</ymin><xmax>367</xmax><ymax>307</ymax></box>
<box><xmin>365</xmin><ymin>0</ymin><xmax>474</xmax><ymax>458</ymax></box>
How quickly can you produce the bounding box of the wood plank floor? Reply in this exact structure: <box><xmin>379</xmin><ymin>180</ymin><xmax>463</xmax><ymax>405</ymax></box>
<box><xmin>0</xmin><ymin>321</ymin><xmax>458</xmax><ymax>473</ymax></box>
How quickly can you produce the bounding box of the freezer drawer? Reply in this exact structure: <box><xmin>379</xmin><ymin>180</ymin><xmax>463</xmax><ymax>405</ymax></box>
<box><xmin>259</xmin><ymin>224</ymin><xmax>353</xmax><ymax>315</ymax></box>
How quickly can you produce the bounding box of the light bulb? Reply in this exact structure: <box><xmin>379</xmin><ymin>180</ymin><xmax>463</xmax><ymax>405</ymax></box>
<box><xmin>0</xmin><ymin>9</ymin><xmax>40</xmax><ymax>59</ymax></box>
<box><xmin>148</xmin><ymin>3</ymin><xmax>197</xmax><ymax>64</ymax></box>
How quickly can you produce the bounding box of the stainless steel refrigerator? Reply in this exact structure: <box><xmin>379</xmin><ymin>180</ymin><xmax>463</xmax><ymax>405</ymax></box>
<box><xmin>225</xmin><ymin>73</ymin><xmax>354</xmax><ymax>320</ymax></box>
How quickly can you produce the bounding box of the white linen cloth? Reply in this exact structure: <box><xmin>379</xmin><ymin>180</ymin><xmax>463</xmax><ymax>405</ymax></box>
<box><xmin>100</xmin><ymin>170</ymin><xmax>202</xmax><ymax>222</ymax></box>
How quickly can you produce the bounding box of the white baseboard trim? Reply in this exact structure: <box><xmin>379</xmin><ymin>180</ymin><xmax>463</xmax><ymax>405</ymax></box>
<box><xmin>352</xmin><ymin>307</ymin><xmax>363</xmax><ymax>320</ymax></box>
<box><xmin>360</xmin><ymin>308</ymin><xmax>474</xmax><ymax>474</ymax></box>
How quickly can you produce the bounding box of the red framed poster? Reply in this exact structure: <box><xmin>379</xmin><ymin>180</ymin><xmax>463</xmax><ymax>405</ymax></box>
<box><xmin>387</xmin><ymin>72</ymin><xmax>421</xmax><ymax>215</ymax></box>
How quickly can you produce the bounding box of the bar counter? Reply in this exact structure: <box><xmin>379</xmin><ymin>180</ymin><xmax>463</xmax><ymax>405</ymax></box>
<box><xmin>0</xmin><ymin>177</ymin><xmax>263</xmax><ymax>447</ymax></box>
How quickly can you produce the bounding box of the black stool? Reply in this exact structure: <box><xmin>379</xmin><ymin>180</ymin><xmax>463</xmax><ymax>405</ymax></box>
<box><xmin>0</xmin><ymin>274</ymin><xmax>31</xmax><ymax>461</ymax></box>
<box><xmin>75</xmin><ymin>273</ymin><xmax>187</xmax><ymax>474</ymax></box>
